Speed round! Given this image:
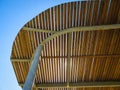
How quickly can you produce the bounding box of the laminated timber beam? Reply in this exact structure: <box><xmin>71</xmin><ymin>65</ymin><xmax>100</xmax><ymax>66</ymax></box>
<box><xmin>11</xmin><ymin>55</ymin><xmax>120</xmax><ymax>62</ymax></box>
<box><xmin>22</xmin><ymin>24</ymin><xmax>120</xmax><ymax>34</ymax></box>
<box><xmin>11</xmin><ymin>58</ymin><xmax>31</xmax><ymax>62</ymax></box>
<box><xmin>41</xmin><ymin>24</ymin><xmax>120</xmax><ymax>44</ymax></box>
<box><xmin>19</xmin><ymin>81</ymin><xmax>120</xmax><ymax>88</ymax></box>
<box><xmin>22</xmin><ymin>27</ymin><xmax>56</xmax><ymax>33</ymax></box>
<box><xmin>41</xmin><ymin>55</ymin><xmax>120</xmax><ymax>58</ymax></box>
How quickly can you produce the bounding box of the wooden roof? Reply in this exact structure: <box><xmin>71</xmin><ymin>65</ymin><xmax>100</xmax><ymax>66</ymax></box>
<box><xmin>11</xmin><ymin>0</ymin><xmax>120</xmax><ymax>90</ymax></box>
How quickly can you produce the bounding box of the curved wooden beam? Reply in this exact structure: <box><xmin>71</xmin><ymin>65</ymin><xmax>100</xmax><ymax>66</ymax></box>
<box><xmin>23</xmin><ymin>24</ymin><xmax>120</xmax><ymax>34</ymax></box>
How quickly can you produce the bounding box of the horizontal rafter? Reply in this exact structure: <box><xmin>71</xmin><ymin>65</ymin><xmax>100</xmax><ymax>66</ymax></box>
<box><xmin>11</xmin><ymin>54</ymin><xmax>120</xmax><ymax>62</ymax></box>
<box><xmin>11</xmin><ymin>58</ymin><xmax>31</xmax><ymax>62</ymax></box>
<box><xmin>41</xmin><ymin>55</ymin><xmax>120</xmax><ymax>58</ymax></box>
<box><xmin>22</xmin><ymin>27</ymin><xmax>56</xmax><ymax>33</ymax></box>
<box><xmin>19</xmin><ymin>81</ymin><xmax>120</xmax><ymax>88</ymax></box>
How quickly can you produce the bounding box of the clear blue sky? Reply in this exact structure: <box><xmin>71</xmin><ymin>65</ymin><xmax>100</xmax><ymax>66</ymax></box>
<box><xmin>0</xmin><ymin>0</ymin><xmax>75</xmax><ymax>90</ymax></box>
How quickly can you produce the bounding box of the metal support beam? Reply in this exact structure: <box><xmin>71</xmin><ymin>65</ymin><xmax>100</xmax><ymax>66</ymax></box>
<box><xmin>19</xmin><ymin>81</ymin><xmax>120</xmax><ymax>88</ymax></box>
<box><xmin>23</xmin><ymin>45</ymin><xmax>43</xmax><ymax>90</ymax></box>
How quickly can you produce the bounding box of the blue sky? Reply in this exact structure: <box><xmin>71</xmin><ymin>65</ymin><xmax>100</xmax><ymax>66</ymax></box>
<box><xmin>0</xmin><ymin>0</ymin><xmax>75</xmax><ymax>90</ymax></box>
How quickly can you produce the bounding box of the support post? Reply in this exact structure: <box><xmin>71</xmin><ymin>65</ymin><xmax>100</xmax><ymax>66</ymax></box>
<box><xmin>23</xmin><ymin>45</ymin><xmax>43</xmax><ymax>90</ymax></box>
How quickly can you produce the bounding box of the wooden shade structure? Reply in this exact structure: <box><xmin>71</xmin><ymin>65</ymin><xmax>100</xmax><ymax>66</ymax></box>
<box><xmin>11</xmin><ymin>0</ymin><xmax>120</xmax><ymax>90</ymax></box>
